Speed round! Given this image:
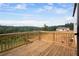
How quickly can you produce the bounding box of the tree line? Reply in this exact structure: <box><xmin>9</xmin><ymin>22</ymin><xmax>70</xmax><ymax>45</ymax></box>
<box><xmin>0</xmin><ymin>23</ymin><xmax>73</xmax><ymax>34</ymax></box>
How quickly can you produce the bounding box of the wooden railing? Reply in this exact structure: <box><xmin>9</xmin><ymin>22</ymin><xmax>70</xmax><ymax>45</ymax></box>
<box><xmin>0</xmin><ymin>31</ymin><xmax>75</xmax><ymax>53</ymax></box>
<box><xmin>0</xmin><ymin>32</ymin><xmax>39</xmax><ymax>53</ymax></box>
<box><xmin>41</xmin><ymin>31</ymin><xmax>75</xmax><ymax>48</ymax></box>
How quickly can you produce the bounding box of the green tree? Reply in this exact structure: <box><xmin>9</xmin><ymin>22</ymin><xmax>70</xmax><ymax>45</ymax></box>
<box><xmin>43</xmin><ymin>24</ymin><xmax>48</xmax><ymax>31</ymax></box>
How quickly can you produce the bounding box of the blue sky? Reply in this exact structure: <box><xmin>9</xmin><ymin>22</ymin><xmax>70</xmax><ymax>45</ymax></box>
<box><xmin>0</xmin><ymin>3</ymin><xmax>74</xmax><ymax>27</ymax></box>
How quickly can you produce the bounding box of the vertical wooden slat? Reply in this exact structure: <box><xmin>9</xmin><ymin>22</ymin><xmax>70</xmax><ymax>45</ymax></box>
<box><xmin>11</xmin><ymin>39</ymin><xmax>13</xmax><ymax>48</ymax></box>
<box><xmin>0</xmin><ymin>40</ymin><xmax>1</xmax><ymax>52</ymax></box>
<box><xmin>39</xmin><ymin>31</ymin><xmax>41</xmax><ymax>40</ymax></box>
<box><xmin>66</xmin><ymin>33</ymin><xmax>68</xmax><ymax>46</ymax></box>
<box><xmin>55</xmin><ymin>32</ymin><xmax>57</xmax><ymax>42</ymax></box>
<box><xmin>52</xmin><ymin>32</ymin><xmax>54</xmax><ymax>41</ymax></box>
<box><xmin>7</xmin><ymin>37</ymin><xmax>9</xmax><ymax>49</ymax></box>
<box><xmin>1</xmin><ymin>40</ymin><xmax>3</xmax><ymax>52</ymax></box>
<box><xmin>9</xmin><ymin>39</ymin><xmax>11</xmax><ymax>49</ymax></box>
<box><xmin>4</xmin><ymin>39</ymin><xmax>7</xmax><ymax>50</ymax></box>
<box><xmin>13</xmin><ymin>37</ymin><xmax>15</xmax><ymax>48</ymax></box>
<box><xmin>54</xmin><ymin>32</ymin><xmax>56</xmax><ymax>42</ymax></box>
<box><xmin>6</xmin><ymin>39</ymin><xmax>8</xmax><ymax>50</ymax></box>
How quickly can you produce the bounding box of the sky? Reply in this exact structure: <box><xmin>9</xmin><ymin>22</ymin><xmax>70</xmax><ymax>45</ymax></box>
<box><xmin>0</xmin><ymin>3</ymin><xmax>74</xmax><ymax>27</ymax></box>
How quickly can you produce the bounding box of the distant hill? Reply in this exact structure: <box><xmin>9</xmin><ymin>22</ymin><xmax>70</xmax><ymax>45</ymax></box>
<box><xmin>47</xmin><ymin>23</ymin><xmax>73</xmax><ymax>31</ymax></box>
<box><xmin>0</xmin><ymin>23</ymin><xmax>73</xmax><ymax>34</ymax></box>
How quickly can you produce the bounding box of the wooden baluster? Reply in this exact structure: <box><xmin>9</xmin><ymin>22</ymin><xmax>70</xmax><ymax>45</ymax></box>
<box><xmin>65</xmin><ymin>33</ymin><xmax>68</xmax><ymax>45</ymax></box>
<box><xmin>17</xmin><ymin>34</ymin><xmax>19</xmax><ymax>45</ymax></box>
<box><xmin>11</xmin><ymin>38</ymin><xmax>13</xmax><ymax>48</ymax></box>
<box><xmin>15</xmin><ymin>35</ymin><xmax>17</xmax><ymax>46</ymax></box>
<box><xmin>11</xmin><ymin>38</ymin><xmax>14</xmax><ymax>48</ymax></box>
<box><xmin>56</xmin><ymin>32</ymin><xmax>57</xmax><ymax>42</ymax></box>
<box><xmin>54</xmin><ymin>32</ymin><xmax>56</xmax><ymax>42</ymax></box>
<box><xmin>39</xmin><ymin>31</ymin><xmax>41</xmax><ymax>40</ymax></box>
<box><xmin>9</xmin><ymin>39</ymin><xmax>11</xmax><ymax>49</ymax></box>
<box><xmin>6</xmin><ymin>36</ymin><xmax>8</xmax><ymax>50</ymax></box>
<box><xmin>53</xmin><ymin>32</ymin><xmax>55</xmax><ymax>42</ymax></box>
<box><xmin>6</xmin><ymin>39</ymin><xmax>8</xmax><ymax>50</ymax></box>
<box><xmin>13</xmin><ymin>37</ymin><xmax>15</xmax><ymax>48</ymax></box>
<box><xmin>66</xmin><ymin>33</ymin><xmax>68</xmax><ymax>46</ymax></box>
<box><xmin>7</xmin><ymin>37</ymin><xmax>10</xmax><ymax>49</ymax></box>
<box><xmin>21</xmin><ymin>34</ymin><xmax>23</xmax><ymax>45</ymax></box>
<box><xmin>0</xmin><ymin>40</ymin><xmax>1</xmax><ymax>52</ymax></box>
<box><xmin>55</xmin><ymin>32</ymin><xmax>57</xmax><ymax>42</ymax></box>
<box><xmin>1</xmin><ymin>40</ymin><xmax>3</xmax><ymax>52</ymax></box>
<box><xmin>10</xmin><ymin>38</ymin><xmax>12</xmax><ymax>48</ymax></box>
<box><xmin>64</xmin><ymin>33</ymin><xmax>65</xmax><ymax>45</ymax></box>
<box><xmin>11</xmin><ymin>37</ymin><xmax>13</xmax><ymax>48</ymax></box>
<box><xmin>4</xmin><ymin>39</ymin><xmax>6</xmax><ymax>51</ymax></box>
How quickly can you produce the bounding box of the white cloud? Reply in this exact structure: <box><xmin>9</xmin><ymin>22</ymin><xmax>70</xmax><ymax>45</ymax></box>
<box><xmin>43</xmin><ymin>5</ymin><xmax>68</xmax><ymax>14</ymax></box>
<box><xmin>15</xmin><ymin>4</ymin><xmax>27</xmax><ymax>10</ymax></box>
<box><xmin>36</xmin><ymin>4</ymin><xmax>68</xmax><ymax>15</ymax></box>
<box><xmin>43</xmin><ymin>5</ymin><xmax>53</xmax><ymax>11</ymax></box>
<box><xmin>36</xmin><ymin>5</ymin><xmax>53</xmax><ymax>13</ymax></box>
<box><xmin>0</xmin><ymin>3</ymin><xmax>3</xmax><ymax>7</ymax></box>
<box><xmin>0</xmin><ymin>20</ymin><xmax>50</xmax><ymax>27</ymax></box>
<box><xmin>47</xmin><ymin>3</ymin><xmax>54</xmax><ymax>6</ymax></box>
<box><xmin>66</xmin><ymin>17</ymin><xmax>74</xmax><ymax>23</ymax></box>
<box><xmin>0</xmin><ymin>3</ymin><xmax>72</xmax><ymax>27</ymax></box>
<box><xmin>0</xmin><ymin>17</ymin><xmax>67</xmax><ymax>27</ymax></box>
<box><xmin>0</xmin><ymin>3</ymin><xmax>10</xmax><ymax>8</ymax></box>
<box><xmin>61</xmin><ymin>4</ymin><xmax>68</xmax><ymax>8</ymax></box>
<box><xmin>0</xmin><ymin>12</ymin><xmax>33</xmax><ymax>17</ymax></box>
<box><xmin>54</xmin><ymin>8</ymin><xmax>68</xmax><ymax>14</ymax></box>
<box><xmin>30</xmin><ymin>3</ymin><xmax>35</xmax><ymax>6</ymax></box>
<box><xmin>36</xmin><ymin>8</ymin><xmax>45</xmax><ymax>13</ymax></box>
<box><xmin>0</xmin><ymin>3</ymin><xmax>27</xmax><ymax>11</ymax></box>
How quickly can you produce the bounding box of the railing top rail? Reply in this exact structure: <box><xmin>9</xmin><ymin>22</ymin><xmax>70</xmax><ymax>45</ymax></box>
<box><xmin>0</xmin><ymin>31</ymin><xmax>74</xmax><ymax>36</ymax></box>
<box><xmin>0</xmin><ymin>31</ymin><xmax>39</xmax><ymax>36</ymax></box>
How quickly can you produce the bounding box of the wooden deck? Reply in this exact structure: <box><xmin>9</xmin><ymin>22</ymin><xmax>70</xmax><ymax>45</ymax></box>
<box><xmin>0</xmin><ymin>40</ymin><xmax>77</xmax><ymax>56</ymax></box>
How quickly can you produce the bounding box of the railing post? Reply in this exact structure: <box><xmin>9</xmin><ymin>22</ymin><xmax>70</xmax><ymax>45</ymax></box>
<box><xmin>39</xmin><ymin>31</ymin><xmax>41</xmax><ymax>40</ymax></box>
<box><xmin>53</xmin><ymin>32</ymin><xmax>55</xmax><ymax>42</ymax></box>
